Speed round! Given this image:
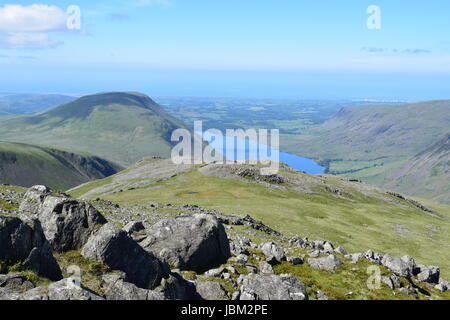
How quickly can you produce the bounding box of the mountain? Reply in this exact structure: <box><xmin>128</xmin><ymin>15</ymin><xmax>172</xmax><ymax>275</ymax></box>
<box><xmin>283</xmin><ymin>100</ymin><xmax>450</xmax><ymax>204</ymax></box>
<box><xmin>69</xmin><ymin>158</ymin><xmax>450</xmax><ymax>280</ymax></box>
<box><xmin>293</xmin><ymin>100</ymin><xmax>450</xmax><ymax>160</ymax></box>
<box><xmin>0</xmin><ymin>94</ymin><xmax>76</xmax><ymax>115</ymax></box>
<box><xmin>385</xmin><ymin>134</ymin><xmax>450</xmax><ymax>204</ymax></box>
<box><xmin>0</xmin><ymin>141</ymin><xmax>122</xmax><ymax>190</ymax></box>
<box><xmin>0</xmin><ymin>92</ymin><xmax>187</xmax><ymax>166</ymax></box>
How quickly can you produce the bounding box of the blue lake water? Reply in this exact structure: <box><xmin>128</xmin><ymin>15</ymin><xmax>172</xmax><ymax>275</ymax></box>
<box><xmin>199</xmin><ymin>132</ymin><xmax>325</xmax><ymax>174</ymax></box>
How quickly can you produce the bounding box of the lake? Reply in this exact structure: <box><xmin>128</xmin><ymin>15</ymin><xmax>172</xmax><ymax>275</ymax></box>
<box><xmin>200</xmin><ymin>132</ymin><xmax>325</xmax><ymax>174</ymax></box>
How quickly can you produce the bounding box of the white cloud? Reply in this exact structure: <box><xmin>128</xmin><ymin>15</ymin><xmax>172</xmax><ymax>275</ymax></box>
<box><xmin>0</xmin><ymin>4</ymin><xmax>68</xmax><ymax>32</ymax></box>
<box><xmin>1</xmin><ymin>32</ymin><xmax>60</xmax><ymax>49</ymax></box>
<box><xmin>0</xmin><ymin>4</ymin><xmax>70</xmax><ymax>49</ymax></box>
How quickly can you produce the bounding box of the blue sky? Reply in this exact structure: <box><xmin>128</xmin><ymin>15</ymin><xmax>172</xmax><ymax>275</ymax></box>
<box><xmin>0</xmin><ymin>0</ymin><xmax>449</xmax><ymax>100</ymax></box>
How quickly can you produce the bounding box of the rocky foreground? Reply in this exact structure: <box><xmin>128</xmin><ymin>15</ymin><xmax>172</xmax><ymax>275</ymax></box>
<box><xmin>0</xmin><ymin>185</ymin><xmax>449</xmax><ymax>300</ymax></box>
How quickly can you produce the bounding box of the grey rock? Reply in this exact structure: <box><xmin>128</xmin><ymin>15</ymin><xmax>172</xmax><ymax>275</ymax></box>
<box><xmin>239</xmin><ymin>274</ymin><xmax>307</xmax><ymax>300</ymax></box>
<box><xmin>349</xmin><ymin>253</ymin><xmax>363</xmax><ymax>264</ymax></box>
<box><xmin>0</xmin><ymin>216</ymin><xmax>62</xmax><ymax>281</ymax></box>
<box><xmin>204</xmin><ymin>267</ymin><xmax>225</xmax><ymax>278</ymax></box>
<box><xmin>322</xmin><ymin>242</ymin><xmax>334</xmax><ymax>253</ymax></box>
<box><xmin>286</xmin><ymin>257</ymin><xmax>303</xmax><ymax>265</ymax></box>
<box><xmin>19</xmin><ymin>186</ymin><xmax>107</xmax><ymax>252</ymax></box>
<box><xmin>235</xmin><ymin>254</ymin><xmax>249</xmax><ymax>265</ymax></box>
<box><xmin>435</xmin><ymin>278</ymin><xmax>449</xmax><ymax>292</ymax></box>
<box><xmin>82</xmin><ymin>223</ymin><xmax>166</xmax><ymax>289</ymax></box>
<box><xmin>381</xmin><ymin>274</ymin><xmax>402</xmax><ymax>289</ymax></box>
<box><xmin>381</xmin><ymin>254</ymin><xmax>416</xmax><ymax>278</ymax></box>
<box><xmin>245</xmin><ymin>265</ymin><xmax>258</xmax><ymax>274</ymax></box>
<box><xmin>316</xmin><ymin>290</ymin><xmax>329</xmax><ymax>300</ymax></box>
<box><xmin>259</xmin><ymin>261</ymin><xmax>274</xmax><ymax>275</ymax></box>
<box><xmin>46</xmin><ymin>280</ymin><xmax>104</xmax><ymax>300</ymax></box>
<box><xmin>307</xmin><ymin>250</ymin><xmax>320</xmax><ymax>258</ymax></box>
<box><xmin>102</xmin><ymin>271</ymin><xmax>198</xmax><ymax>300</ymax></box>
<box><xmin>415</xmin><ymin>265</ymin><xmax>440</xmax><ymax>284</ymax></box>
<box><xmin>308</xmin><ymin>255</ymin><xmax>343</xmax><ymax>272</ymax></box>
<box><xmin>9</xmin><ymin>280</ymin><xmax>104</xmax><ymax>300</ymax></box>
<box><xmin>140</xmin><ymin>214</ymin><xmax>230</xmax><ymax>272</ymax></box>
<box><xmin>260</xmin><ymin>242</ymin><xmax>285</xmax><ymax>264</ymax></box>
<box><xmin>196</xmin><ymin>281</ymin><xmax>229</xmax><ymax>300</ymax></box>
<box><xmin>0</xmin><ymin>273</ymin><xmax>34</xmax><ymax>292</ymax></box>
<box><xmin>363</xmin><ymin>250</ymin><xmax>384</xmax><ymax>264</ymax></box>
<box><xmin>334</xmin><ymin>247</ymin><xmax>348</xmax><ymax>255</ymax></box>
<box><xmin>123</xmin><ymin>221</ymin><xmax>145</xmax><ymax>234</ymax></box>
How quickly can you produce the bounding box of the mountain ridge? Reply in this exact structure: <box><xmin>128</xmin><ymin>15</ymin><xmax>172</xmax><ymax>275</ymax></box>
<box><xmin>0</xmin><ymin>141</ymin><xmax>122</xmax><ymax>190</ymax></box>
<box><xmin>0</xmin><ymin>92</ymin><xmax>187</xmax><ymax>166</ymax></box>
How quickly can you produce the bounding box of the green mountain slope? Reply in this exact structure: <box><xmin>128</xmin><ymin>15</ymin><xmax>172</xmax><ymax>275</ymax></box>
<box><xmin>0</xmin><ymin>141</ymin><xmax>122</xmax><ymax>190</ymax></box>
<box><xmin>383</xmin><ymin>134</ymin><xmax>450</xmax><ymax>204</ymax></box>
<box><xmin>283</xmin><ymin>100</ymin><xmax>450</xmax><ymax>203</ymax></box>
<box><xmin>0</xmin><ymin>92</ymin><xmax>186</xmax><ymax>166</ymax></box>
<box><xmin>69</xmin><ymin>158</ymin><xmax>450</xmax><ymax>279</ymax></box>
<box><xmin>0</xmin><ymin>94</ymin><xmax>76</xmax><ymax>114</ymax></box>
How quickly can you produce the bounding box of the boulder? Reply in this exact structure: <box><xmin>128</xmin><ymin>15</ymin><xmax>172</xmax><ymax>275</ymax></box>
<box><xmin>348</xmin><ymin>253</ymin><xmax>363</xmax><ymax>264</ymax></box>
<box><xmin>195</xmin><ymin>281</ymin><xmax>229</xmax><ymax>300</ymax></box>
<box><xmin>435</xmin><ymin>278</ymin><xmax>449</xmax><ymax>292</ymax></box>
<box><xmin>334</xmin><ymin>247</ymin><xmax>348</xmax><ymax>255</ymax></box>
<box><xmin>0</xmin><ymin>216</ymin><xmax>62</xmax><ymax>281</ymax></box>
<box><xmin>415</xmin><ymin>266</ymin><xmax>440</xmax><ymax>284</ymax></box>
<box><xmin>308</xmin><ymin>255</ymin><xmax>343</xmax><ymax>271</ymax></box>
<box><xmin>260</xmin><ymin>242</ymin><xmax>285</xmax><ymax>264</ymax></box>
<box><xmin>82</xmin><ymin>223</ymin><xmax>166</xmax><ymax>289</ymax></box>
<box><xmin>239</xmin><ymin>274</ymin><xmax>307</xmax><ymax>300</ymax></box>
<box><xmin>259</xmin><ymin>261</ymin><xmax>274</xmax><ymax>274</ymax></box>
<box><xmin>102</xmin><ymin>272</ymin><xmax>198</xmax><ymax>300</ymax></box>
<box><xmin>322</xmin><ymin>242</ymin><xmax>334</xmax><ymax>253</ymax></box>
<box><xmin>381</xmin><ymin>254</ymin><xmax>416</xmax><ymax>278</ymax></box>
<box><xmin>140</xmin><ymin>214</ymin><xmax>230</xmax><ymax>272</ymax></box>
<box><xmin>15</xmin><ymin>280</ymin><xmax>104</xmax><ymax>300</ymax></box>
<box><xmin>286</xmin><ymin>257</ymin><xmax>303</xmax><ymax>265</ymax></box>
<box><xmin>19</xmin><ymin>186</ymin><xmax>107</xmax><ymax>252</ymax></box>
<box><xmin>363</xmin><ymin>250</ymin><xmax>384</xmax><ymax>264</ymax></box>
<box><xmin>0</xmin><ymin>273</ymin><xmax>34</xmax><ymax>292</ymax></box>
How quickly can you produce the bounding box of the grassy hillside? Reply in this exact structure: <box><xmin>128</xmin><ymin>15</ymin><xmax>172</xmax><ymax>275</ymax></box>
<box><xmin>69</xmin><ymin>158</ymin><xmax>450</xmax><ymax>279</ymax></box>
<box><xmin>0</xmin><ymin>94</ymin><xmax>75</xmax><ymax>115</ymax></box>
<box><xmin>0</xmin><ymin>141</ymin><xmax>122</xmax><ymax>190</ymax></box>
<box><xmin>0</xmin><ymin>92</ymin><xmax>187</xmax><ymax>166</ymax></box>
<box><xmin>282</xmin><ymin>100</ymin><xmax>450</xmax><ymax>204</ymax></box>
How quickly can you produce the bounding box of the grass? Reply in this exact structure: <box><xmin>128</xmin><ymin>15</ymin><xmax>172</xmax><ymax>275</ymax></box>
<box><xmin>54</xmin><ymin>250</ymin><xmax>110</xmax><ymax>295</ymax></box>
<box><xmin>70</xmin><ymin>162</ymin><xmax>450</xmax><ymax>279</ymax></box>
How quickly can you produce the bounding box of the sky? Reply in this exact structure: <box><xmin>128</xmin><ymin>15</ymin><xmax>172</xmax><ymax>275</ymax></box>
<box><xmin>0</xmin><ymin>0</ymin><xmax>449</xmax><ymax>100</ymax></box>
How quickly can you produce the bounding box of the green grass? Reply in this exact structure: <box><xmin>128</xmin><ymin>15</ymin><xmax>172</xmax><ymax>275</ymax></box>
<box><xmin>70</xmin><ymin>162</ymin><xmax>450</xmax><ymax>279</ymax></box>
<box><xmin>54</xmin><ymin>250</ymin><xmax>110</xmax><ymax>295</ymax></box>
<box><xmin>0</xmin><ymin>141</ymin><xmax>121</xmax><ymax>191</ymax></box>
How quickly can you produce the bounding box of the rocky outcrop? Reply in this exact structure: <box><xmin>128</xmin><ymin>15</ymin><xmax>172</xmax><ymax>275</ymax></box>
<box><xmin>19</xmin><ymin>186</ymin><xmax>107</xmax><ymax>252</ymax></box>
<box><xmin>0</xmin><ymin>216</ymin><xmax>62</xmax><ymax>280</ymax></box>
<box><xmin>380</xmin><ymin>254</ymin><xmax>416</xmax><ymax>278</ymax></box>
<box><xmin>140</xmin><ymin>214</ymin><xmax>230</xmax><ymax>272</ymax></box>
<box><xmin>238</xmin><ymin>274</ymin><xmax>307</xmax><ymax>300</ymax></box>
<box><xmin>308</xmin><ymin>255</ymin><xmax>343</xmax><ymax>272</ymax></box>
<box><xmin>102</xmin><ymin>271</ymin><xmax>198</xmax><ymax>300</ymax></box>
<box><xmin>82</xmin><ymin>223</ymin><xmax>166</xmax><ymax>289</ymax></box>
<box><xmin>195</xmin><ymin>281</ymin><xmax>229</xmax><ymax>300</ymax></box>
<box><xmin>16</xmin><ymin>280</ymin><xmax>104</xmax><ymax>300</ymax></box>
<box><xmin>260</xmin><ymin>242</ymin><xmax>285</xmax><ymax>264</ymax></box>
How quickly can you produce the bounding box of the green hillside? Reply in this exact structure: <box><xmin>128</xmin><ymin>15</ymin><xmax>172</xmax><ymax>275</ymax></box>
<box><xmin>0</xmin><ymin>141</ymin><xmax>122</xmax><ymax>190</ymax></box>
<box><xmin>69</xmin><ymin>158</ymin><xmax>450</xmax><ymax>279</ymax></box>
<box><xmin>0</xmin><ymin>92</ymin><xmax>186</xmax><ymax>166</ymax></box>
<box><xmin>282</xmin><ymin>100</ymin><xmax>450</xmax><ymax>204</ymax></box>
